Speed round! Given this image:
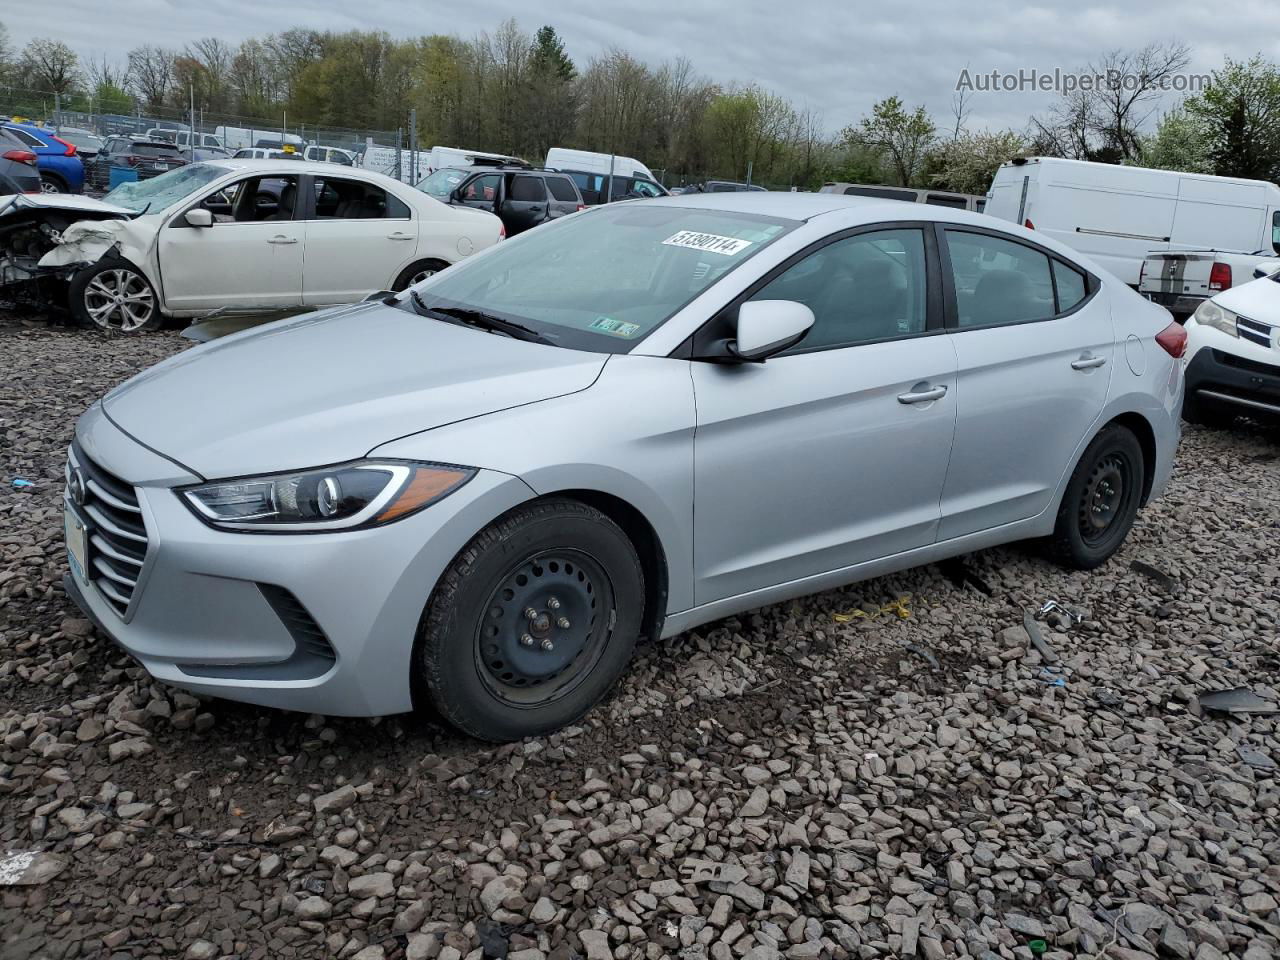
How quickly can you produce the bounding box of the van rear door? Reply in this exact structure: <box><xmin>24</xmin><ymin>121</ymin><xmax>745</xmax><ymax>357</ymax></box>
<box><xmin>1170</xmin><ymin>176</ymin><xmax>1270</xmax><ymax>253</ymax></box>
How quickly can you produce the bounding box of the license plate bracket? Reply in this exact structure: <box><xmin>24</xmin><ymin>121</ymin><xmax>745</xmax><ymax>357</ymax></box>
<box><xmin>64</xmin><ymin>508</ymin><xmax>90</xmax><ymax>586</ymax></box>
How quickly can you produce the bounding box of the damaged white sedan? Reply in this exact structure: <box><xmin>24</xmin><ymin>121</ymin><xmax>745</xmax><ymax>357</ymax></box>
<box><xmin>0</xmin><ymin>159</ymin><xmax>504</xmax><ymax>332</ymax></box>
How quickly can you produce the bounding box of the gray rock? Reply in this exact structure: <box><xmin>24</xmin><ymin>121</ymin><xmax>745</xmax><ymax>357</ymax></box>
<box><xmin>347</xmin><ymin>872</ymin><xmax>395</xmax><ymax>900</ymax></box>
<box><xmin>313</xmin><ymin>785</ymin><xmax>358</xmax><ymax>814</ymax></box>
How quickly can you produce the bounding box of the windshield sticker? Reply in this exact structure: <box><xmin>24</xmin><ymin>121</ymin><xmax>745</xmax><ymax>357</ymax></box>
<box><xmin>590</xmin><ymin>316</ymin><xmax>641</xmax><ymax>337</ymax></box>
<box><xmin>662</xmin><ymin>230</ymin><xmax>753</xmax><ymax>256</ymax></box>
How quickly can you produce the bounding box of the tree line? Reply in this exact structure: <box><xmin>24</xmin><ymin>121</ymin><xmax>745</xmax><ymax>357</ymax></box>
<box><xmin>2</xmin><ymin>22</ymin><xmax>1278</xmax><ymax>192</ymax></box>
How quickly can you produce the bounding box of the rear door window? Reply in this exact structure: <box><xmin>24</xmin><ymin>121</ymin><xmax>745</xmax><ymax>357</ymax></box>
<box><xmin>312</xmin><ymin>178</ymin><xmax>406</xmax><ymax>219</ymax></box>
<box><xmin>546</xmin><ymin>177</ymin><xmax>578</xmax><ymax>202</ymax></box>
<box><xmin>945</xmin><ymin>230</ymin><xmax>1057</xmax><ymax>327</ymax></box>
<box><xmin>509</xmin><ymin>175</ymin><xmax>546</xmax><ymax>202</ymax></box>
<box><xmin>461</xmin><ymin>174</ymin><xmax>501</xmax><ymax>203</ymax></box>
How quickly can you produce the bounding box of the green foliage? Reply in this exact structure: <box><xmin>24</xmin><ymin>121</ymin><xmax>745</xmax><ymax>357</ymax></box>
<box><xmin>925</xmin><ymin>130</ymin><xmax>1026</xmax><ymax>195</ymax></box>
<box><xmin>1138</xmin><ymin>107</ymin><xmax>1213</xmax><ymax>174</ymax></box>
<box><xmin>843</xmin><ymin>96</ymin><xmax>935</xmax><ymax>186</ymax></box>
<box><xmin>1186</xmin><ymin>56</ymin><xmax>1280</xmax><ymax>182</ymax></box>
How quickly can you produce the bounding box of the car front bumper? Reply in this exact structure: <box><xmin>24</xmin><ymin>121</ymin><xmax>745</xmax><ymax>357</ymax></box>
<box><xmin>1184</xmin><ymin>321</ymin><xmax>1280</xmax><ymax>418</ymax></box>
<box><xmin>67</xmin><ymin>404</ymin><xmax>534</xmax><ymax>716</ymax></box>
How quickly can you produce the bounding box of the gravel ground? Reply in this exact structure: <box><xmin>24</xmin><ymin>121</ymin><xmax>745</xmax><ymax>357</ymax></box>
<box><xmin>2</xmin><ymin>322</ymin><xmax>1279</xmax><ymax>960</ymax></box>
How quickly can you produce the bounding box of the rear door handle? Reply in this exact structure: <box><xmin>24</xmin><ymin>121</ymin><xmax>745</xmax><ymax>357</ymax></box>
<box><xmin>268</xmin><ymin>236</ymin><xmax>298</xmax><ymax>245</ymax></box>
<box><xmin>1071</xmin><ymin>355</ymin><xmax>1107</xmax><ymax>370</ymax></box>
<box><xmin>898</xmin><ymin>385</ymin><xmax>948</xmax><ymax>404</ymax></box>
<box><xmin>387</xmin><ymin>232</ymin><xmax>413</xmax><ymax>241</ymax></box>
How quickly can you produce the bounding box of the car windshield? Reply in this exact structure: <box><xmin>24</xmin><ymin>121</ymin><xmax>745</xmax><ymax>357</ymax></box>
<box><xmin>103</xmin><ymin>163</ymin><xmax>226</xmax><ymax>213</ymax></box>
<box><xmin>404</xmin><ymin>203</ymin><xmax>797</xmax><ymax>353</ymax></box>
<box><xmin>416</xmin><ymin>167</ymin><xmax>471</xmax><ymax>200</ymax></box>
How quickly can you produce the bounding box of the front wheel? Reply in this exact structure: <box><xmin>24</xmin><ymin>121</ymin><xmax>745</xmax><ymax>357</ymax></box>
<box><xmin>69</xmin><ymin>260</ymin><xmax>163</xmax><ymax>333</ymax></box>
<box><xmin>393</xmin><ymin>259</ymin><xmax>450</xmax><ymax>291</ymax></box>
<box><xmin>1045</xmin><ymin>425</ymin><xmax>1145</xmax><ymax>570</ymax></box>
<box><xmin>415</xmin><ymin>499</ymin><xmax>644</xmax><ymax>741</ymax></box>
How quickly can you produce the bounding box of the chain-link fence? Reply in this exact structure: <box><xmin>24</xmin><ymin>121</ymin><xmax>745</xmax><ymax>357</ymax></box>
<box><xmin>0</xmin><ymin>86</ymin><xmax>433</xmax><ymax>196</ymax></box>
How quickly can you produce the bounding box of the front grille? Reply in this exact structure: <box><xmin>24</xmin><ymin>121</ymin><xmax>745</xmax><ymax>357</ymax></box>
<box><xmin>1237</xmin><ymin>314</ymin><xmax>1274</xmax><ymax>349</ymax></box>
<box><xmin>67</xmin><ymin>442</ymin><xmax>149</xmax><ymax>617</ymax></box>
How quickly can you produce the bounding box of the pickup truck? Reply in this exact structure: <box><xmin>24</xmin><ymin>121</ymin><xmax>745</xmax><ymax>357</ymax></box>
<box><xmin>1140</xmin><ymin>248</ymin><xmax>1280</xmax><ymax>319</ymax></box>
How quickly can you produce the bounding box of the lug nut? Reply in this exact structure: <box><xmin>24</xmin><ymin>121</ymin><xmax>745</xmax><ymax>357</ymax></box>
<box><xmin>547</xmin><ymin>597</ymin><xmax>561</xmax><ymax>610</ymax></box>
<box><xmin>520</xmin><ymin>633</ymin><xmax>535</xmax><ymax>647</ymax></box>
<box><xmin>540</xmin><ymin>638</ymin><xmax>555</xmax><ymax>652</ymax></box>
<box><xmin>523</xmin><ymin>607</ymin><xmax>539</xmax><ymax>620</ymax></box>
<box><xmin>557</xmin><ymin>617</ymin><xmax>571</xmax><ymax>629</ymax></box>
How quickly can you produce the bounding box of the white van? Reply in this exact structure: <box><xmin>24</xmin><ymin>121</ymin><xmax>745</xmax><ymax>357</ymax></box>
<box><xmin>545</xmin><ymin>148</ymin><xmax>658</xmax><ymax>183</ymax></box>
<box><xmin>986</xmin><ymin>157</ymin><xmax>1280</xmax><ymax>286</ymax></box>
<box><xmin>304</xmin><ymin>144</ymin><xmax>357</xmax><ymax>166</ymax></box>
<box><xmin>213</xmin><ymin>126</ymin><xmax>304</xmax><ymax>153</ymax></box>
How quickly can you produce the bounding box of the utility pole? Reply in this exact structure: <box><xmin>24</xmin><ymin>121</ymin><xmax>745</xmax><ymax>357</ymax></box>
<box><xmin>189</xmin><ymin>82</ymin><xmax>195</xmax><ymax>138</ymax></box>
<box><xmin>54</xmin><ymin>92</ymin><xmax>61</xmax><ymax>132</ymax></box>
<box><xmin>409</xmin><ymin>108</ymin><xmax>418</xmax><ymax>183</ymax></box>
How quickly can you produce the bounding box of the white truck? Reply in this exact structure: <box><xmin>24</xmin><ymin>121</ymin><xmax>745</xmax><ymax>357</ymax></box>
<box><xmin>1138</xmin><ymin>232</ymin><xmax>1280</xmax><ymax>318</ymax></box>
<box><xmin>213</xmin><ymin>125</ymin><xmax>304</xmax><ymax>152</ymax></box>
<box><xmin>986</xmin><ymin>157</ymin><xmax>1280</xmax><ymax>288</ymax></box>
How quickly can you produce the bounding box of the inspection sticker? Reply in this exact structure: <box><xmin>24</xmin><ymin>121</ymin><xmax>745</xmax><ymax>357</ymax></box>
<box><xmin>590</xmin><ymin>316</ymin><xmax>642</xmax><ymax>337</ymax></box>
<box><xmin>662</xmin><ymin>230</ymin><xmax>752</xmax><ymax>256</ymax></box>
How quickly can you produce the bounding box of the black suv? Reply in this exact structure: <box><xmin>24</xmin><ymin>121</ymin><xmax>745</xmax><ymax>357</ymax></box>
<box><xmin>415</xmin><ymin>164</ymin><xmax>584</xmax><ymax>236</ymax></box>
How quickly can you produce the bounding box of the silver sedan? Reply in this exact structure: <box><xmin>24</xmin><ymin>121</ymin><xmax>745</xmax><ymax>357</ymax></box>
<box><xmin>65</xmin><ymin>193</ymin><xmax>1185</xmax><ymax>740</ymax></box>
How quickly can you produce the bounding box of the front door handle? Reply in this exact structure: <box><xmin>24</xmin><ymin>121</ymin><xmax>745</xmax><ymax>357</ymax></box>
<box><xmin>268</xmin><ymin>236</ymin><xmax>298</xmax><ymax>245</ymax></box>
<box><xmin>1071</xmin><ymin>355</ymin><xmax>1107</xmax><ymax>370</ymax></box>
<box><xmin>898</xmin><ymin>385</ymin><xmax>948</xmax><ymax>405</ymax></box>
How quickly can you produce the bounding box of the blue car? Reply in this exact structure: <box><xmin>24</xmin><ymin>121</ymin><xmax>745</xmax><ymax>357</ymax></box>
<box><xmin>2</xmin><ymin>122</ymin><xmax>85</xmax><ymax>193</ymax></box>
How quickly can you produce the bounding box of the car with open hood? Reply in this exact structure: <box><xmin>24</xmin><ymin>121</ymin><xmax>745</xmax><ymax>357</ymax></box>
<box><xmin>64</xmin><ymin>193</ymin><xmax>1183</xmax><ymax>741</ymax></box>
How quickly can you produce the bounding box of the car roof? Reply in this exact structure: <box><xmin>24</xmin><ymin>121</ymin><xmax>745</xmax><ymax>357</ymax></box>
<box><xmin>200</xmin><ymin>158</ymin><xmax>392</xmax><ymax>179</ymax></box>
<box><xmin>645</xmin><ymin>191</ymin><xmax>1004</xmax><ymax>226</ymax></box>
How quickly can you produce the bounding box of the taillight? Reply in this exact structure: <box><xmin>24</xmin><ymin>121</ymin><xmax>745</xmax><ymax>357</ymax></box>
<box><xmin>1208</xmin><ymin>262</ymin><xmax>1232</xmax><ymax>291</ymax></box>
<box><xmin>576</xmin><ymin>204</ymin><xmax>586</xmax><ymax>212</ymax></box>
<box><xmin>1</xmin><ymin>149</ymin><xmax>36</xmax><ymax>166</ymax></box>
<box><xmin>1155</xmin><ymin>321</ymin><xmax>1187</xmax><ymax>358</ymax></box>
<box><xmin>51</xmin><ymin>135</ymin><xmax>76</xmax><ymax>156</ymax></box>
<box><xmin>497</xmin><ymin>223</ymin><xmax>506</xmax><ymax>240</ymax></box>
<box><xmin>1024</xmin><ymin>219</ymin><xmax>1035</xmax><ymax>230</ymax></box>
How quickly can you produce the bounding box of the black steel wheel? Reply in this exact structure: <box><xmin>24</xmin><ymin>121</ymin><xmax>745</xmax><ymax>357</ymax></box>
<box><xmin>415</xmin><ymin>499</ymin><xmax>644</xmax><ymax>741</ymax></box>
<box><xmin>1046</xmin><ymin>424</ymin><xmax>1144</xmax><ymax>569</ymax></box>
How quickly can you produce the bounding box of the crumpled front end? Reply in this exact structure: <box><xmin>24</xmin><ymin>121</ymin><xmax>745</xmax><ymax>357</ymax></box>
<box><xmin>0</xmin><ymin>194</ymin><xmax>135</xmax><ymax>302</ymax></box>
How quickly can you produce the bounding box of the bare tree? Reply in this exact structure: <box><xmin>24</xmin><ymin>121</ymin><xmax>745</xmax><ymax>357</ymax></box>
<box><xmin>1091</xmin><ymin>42</ymin><xmax>1191</xmax><ymax>161</ymax></box>
<box><xmin>86</xmin><ymin>55</ymin><xmax>128</xmax><ymax>92</ymax></box>
<box><xmin>127</xmin><ymin>45</ymin><xmax>176</xmax><ymax>108</ymax></box>
<box><xmin>21</xmin><ymin>37</ymin><xmax>80</xmax><ymax>94</ymax></box>
<box><xmin>950</xmin><ymin>81</ymin><xmax>973</xmax><ymax>140</ymax></box>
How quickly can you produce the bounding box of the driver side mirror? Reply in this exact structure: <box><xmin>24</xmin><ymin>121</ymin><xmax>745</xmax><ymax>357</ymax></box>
<box><xmin>184</xmin><ymin>208</ymin><xmax>213</xmax><ymax>229</ymax></box>
<box><xmin>730</xmin><ymin>300</ymin><xmax>815</xmax><ymax>362</ymax></box>
<box><xmin>1253</xmin><ymin>259</ymin><xmax>1280</xmax><ymax>279</ymax></box>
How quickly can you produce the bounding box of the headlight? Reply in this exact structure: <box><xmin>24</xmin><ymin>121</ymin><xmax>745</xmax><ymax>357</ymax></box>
<box><xmin>1190</xmin><ymin>300</ymin><xmax>1238</xmax><ymax>337</ymax></box>
<box><xmin>180</xmin><ymin>461</ymin><xmax>474</xmax><ymax>531</ymax></box>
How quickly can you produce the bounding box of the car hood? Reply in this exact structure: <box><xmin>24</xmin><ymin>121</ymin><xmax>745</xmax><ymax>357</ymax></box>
<box><xmin>102</xmin><ymin>301</ymin><xmax>608</xmax><ymax>479</ymax></box>
<box><xmin>0</xmin><ymin>192</ymin><xmax>134</xmax><ymax>219</ymax></box>
<box><xmin>1214</xmin><ymin>273</ymin><xmax>1280</xmax><ymax>322</ymax></box>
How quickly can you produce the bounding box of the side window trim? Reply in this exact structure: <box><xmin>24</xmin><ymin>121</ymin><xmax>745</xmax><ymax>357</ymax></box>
<box><xmin>679</xmin><ymin>220</ymin><xmax>946</xmax><ymax>359</ymax></box>
<box><xmin>933</xmin><ymin>223</ymin><xmax>1100</xmax><ymax>332</ymax></box>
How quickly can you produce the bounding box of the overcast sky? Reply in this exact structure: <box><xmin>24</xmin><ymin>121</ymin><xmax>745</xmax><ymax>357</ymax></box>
<box><xmin>6</xmin><ymin>0</ymin><xmax>1280</xmax><ymax>134</ymax></box>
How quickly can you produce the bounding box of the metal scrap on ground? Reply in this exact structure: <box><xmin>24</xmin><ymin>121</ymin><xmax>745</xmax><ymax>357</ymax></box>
<box><xmin>1197</xmin><ymin>688</ymin><xmax>1280</xmax><ymax>715</ymax></box>
<box><xmin>1023</xmin><ymin>611</ymin><xmax>1060</xmax><ymax>663</ymax></box>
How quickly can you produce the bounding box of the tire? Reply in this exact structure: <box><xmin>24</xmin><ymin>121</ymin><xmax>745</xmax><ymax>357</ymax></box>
<box><xmin>1181</xmin><ymin>391</ymin><xmax>1234</xmax><ymax>428</ymax></box>
<box><xmin>393</xmin><ymin>259</ymin><xmax>450</xmax><ymax>291</ymax></box>
<box><xmin>415</xmin><ymin>498</ymin><xmax>644</xmax><ymax>742</ymax></box>
<box><xmin>39</xmin><ymin>173</ymin><xmax>66</xmax><ymax>194</ymax></box>
<box><xmin>69</xmin><ymin>260</ymin><xmax>164</xmax><ymax>333</ymax></box>
<box><xmin>1045</xmin><ymin>425</ymin><xmax>1145</xmax><ymax>570</ymax></box>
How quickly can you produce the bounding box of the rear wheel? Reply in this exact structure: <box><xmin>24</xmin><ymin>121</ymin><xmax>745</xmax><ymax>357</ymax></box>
<box><xmin>415</xmin><ymin>499</ymin><xmax>644</xmax><ymax>741</ymax></box>
<box><xmin>393</xmin><ymin>259</ymin><xmax>450</xmax><ymax>291</ymax></box>
<box><xmin>69</xmin><ymin>260</ymin><xmax>163</xmax><ymax>333</ymax></box>
<box><xmin>1045</xmin><ymin>425</ymin><xmax>1144</xmax><ymax>570</ymax></box>
<box><xmin>39</xmin><ymin>173</ymin><xmax>66</xmax><ymax>193</ymax></box>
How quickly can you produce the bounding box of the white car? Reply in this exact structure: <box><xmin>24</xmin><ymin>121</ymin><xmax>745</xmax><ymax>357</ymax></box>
<box><xmin>39</xmin><ymin>159</ymin><xmax>503</xmax><ymax>332</ymax></box>
<box><xmin>1182</xmin><ymin>261</ymin><xmax>1280</xmax><ymax>425</ymax></box>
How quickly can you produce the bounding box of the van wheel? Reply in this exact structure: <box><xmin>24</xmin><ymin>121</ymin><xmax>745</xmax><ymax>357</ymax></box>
<box><xmin>414</xmin><ymin>499</ymin><xmax>644</xmax><ymax>742</ymax></box>
<box><xmin>393</xmin><ymin>259</ymin><xmax>450</xmax><ymax>291</ymax></box>
<box><xmin>1044</xmin><ymin>425</ymin><xmax>1144</xmax><ymax>570</ymax></box>
<box><xmin>69</xmin><ymin>260</ymin><xmax>163</xmax><ymax>333</ymax></box>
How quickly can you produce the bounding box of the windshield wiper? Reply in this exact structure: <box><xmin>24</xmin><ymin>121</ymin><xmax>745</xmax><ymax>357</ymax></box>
<box><xmin>409</xmin><ymin>292</ymin><xmax>554</xmax><ymax>345</ymax></box>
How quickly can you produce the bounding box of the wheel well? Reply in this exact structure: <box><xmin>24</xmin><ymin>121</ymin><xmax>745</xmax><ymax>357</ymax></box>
<box><xmin>1106</xmin><ymin>412</ymin><xmax>1157</xmax><ymax>505</ymax></box>
<box><xmin>40</xmin><ymin>170</ymin><xmax>68</xmax><ymax>188</ymax></box>
<box><xmin>545</xmin><ymin>490</ymin><xmax>669</xmax><ymax>644</ymax></box>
